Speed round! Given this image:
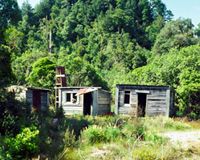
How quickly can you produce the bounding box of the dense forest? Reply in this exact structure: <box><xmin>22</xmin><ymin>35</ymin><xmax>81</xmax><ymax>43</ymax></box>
<box><xmin>0</xmin><ymin>0</ymin><xmax>200</xmax><ymax>159</ymax></box>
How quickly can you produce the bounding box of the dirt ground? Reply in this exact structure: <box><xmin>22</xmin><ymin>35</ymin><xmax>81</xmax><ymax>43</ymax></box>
<box><xmin>162</xmin><ymin>131</ymin><xmax>200</xmax><ymax>159</ymax></box>
<box><xmin>163</xmin><ymin>130</ymin><xmax>200</xmax><ymax>147</ymax></box>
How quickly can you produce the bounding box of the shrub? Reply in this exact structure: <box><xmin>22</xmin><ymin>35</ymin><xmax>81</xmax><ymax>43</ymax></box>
<box><xmin>133</xmin><ymin>145</ymin><xmax>157</xmax><ymax>160</ymax></box>
<box><xmin>82</xmin><ymin>125</ymin><xmax>107</xmax><ymax>144</ymax></box>
<box><xmin>65</xmin><ymin>115</ymin><xmax>92</xmax><ymax>138</ymax></box>
<box><xmin>121</xmin><ymin>123</ymin><xmax>136</xmax><ymax>139</ymax></box>
<box><xmin>64</xmin><ymin>128</ymin><xmax>77</xmax><ymax>148</ymax></box>
<box><xmin>164</xmin><ymin>118</ymin><xmax>191</xmax><ymax>130</ymax></box>
<box><xmin>4</xmin><ymin>126</ymin><xmax>39</xmax><ymax>159</ymax></box>
<box><xmin>81</xmin><ymin>125</ymin><xmax>121</xmax><ymax>144</ymax></box>
<box><xmin>92</xmin><ymin>116</ymin><xmax>124</xmax><ymax>127</ymax></box>
<box><xmin>132</xmin><ymin>119</ymin><xmax>146</xmax><ymax>140</ymax></box>
<box><xmin>0</xmin><ymin>145</ymin><xmax>12</xmax><ymax>160</ymax></box>
<box><xmin>104</xmin><ymin>127</ymin><xmax>121</xmax><ymax>142</ymax></box>
<box><xmin>144</xmin><ymin>131</ymin><xmax>167</xmax><ymax>144</ymax></box>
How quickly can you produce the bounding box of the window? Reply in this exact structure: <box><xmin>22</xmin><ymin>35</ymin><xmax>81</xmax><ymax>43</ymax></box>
<box><xmin>66</xmin><ymin>93</ymin><xmax>71</xmax><ymax>102</ymax></box>
<box><xmin>124</xmin><ymin>91</ymin><xmax>130</xmax><ymax>104</ymax></box>
<box><xmin>65</xmin><ymin>93</ymin><xmax>78</xmax><ymax>104</ymax></box>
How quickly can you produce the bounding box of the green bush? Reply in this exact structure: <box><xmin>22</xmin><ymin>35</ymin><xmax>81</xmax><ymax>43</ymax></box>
<box><xmin>104</xmin><ymin>127</ymin><xmax>121</xmax><ymax>142</ymax></box>
<box><xmin>65</xmin><ymin>115</ymin><xmax>92</xmax><ymax>138</ymax></box>
<box><xmin>82</xmin><ymin>125</ymin><xmax>107</xmax><ymax>144</ymax></box>
<box><xmin>4</xmin><ymin>126</ymin><xmax>39</xmax><ymax>159</ymax></box>
<box><xmin>164</xmin><ymin>118</ymin><xmax>191</xmax><ymax>130</ymax></box>
<box><xmin>133</xmin><ymin>119</ymin><xmax>146</xmax><ymax>140</ymax></box>
<box><xmin>64</xmin><ymin>128</ymin><xmax>77</xmax><ymax>148</ymax></box>
<box><xmin>121</xmin><ymin>120</ymin><xmax>146</xmax><ymax>141</ymax></box>
<box><xmin>144</xmin><ymin>131</ymin><xmax>166</xmax><ymax>143</ymax></box>
<box><xmin>133</xmin><ymin>145</ymin><xmax>157</xmax><ymax>160</ymax></box>
<box><xmin>0</xmin><ymin>145</ymin><xmax>12</xmax><ymax>160</ymax></box>
<box><xmin>82</xmin><ymin>125</ymin><xmax>121</xmax><ymax>144</ymax></box>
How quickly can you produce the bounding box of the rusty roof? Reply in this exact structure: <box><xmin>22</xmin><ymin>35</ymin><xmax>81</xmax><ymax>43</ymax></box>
<box><xmin>76</xmin><ymin>88</ymin><xmax>99</xmax><ymax>95</ymax></box>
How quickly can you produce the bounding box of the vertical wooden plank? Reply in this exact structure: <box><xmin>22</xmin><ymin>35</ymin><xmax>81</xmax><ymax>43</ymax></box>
<box><xmin>92</xmin><ymin>90</ymin><xmax>98</xmax><ymax>115</ymax></box>
<box><xmin>59</xmin><ymin>89</ymin><xmax>62</xmax><ymax>108</ymax></box>
<box><xmin>115</xmin><ymin>87</ymin><xmax>119</xmax><ymax>115</ymax></box>
<box><xmin>166</xmin><ymin>89</ymin><xmax>170</xmax><ymax>117</ymax></box>
<box><xmin>80</xmin><ymin>94</ymin><xmax>84</xmax><ymax>114</ymax></box>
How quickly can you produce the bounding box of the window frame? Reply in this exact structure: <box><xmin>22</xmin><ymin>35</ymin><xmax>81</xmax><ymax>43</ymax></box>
<box><xmin>124</xmin><ymin>90</ymin><xmax>131</xmax><ymax>105</ymax></box>
<box><xmin>64</xmin><ymin>92</ymin><xmax>79</xmax><ymax>104</ymax></box>
<box><xmin>66</xmin><ymin>93</ymin><xmax>71</xmax><ymax>102</ymax></box>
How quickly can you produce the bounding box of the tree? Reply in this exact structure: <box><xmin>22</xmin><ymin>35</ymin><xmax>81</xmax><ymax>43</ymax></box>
<box><xmin>21</xmin><ymin>1</ymin><xmax>35</xmax><ymax>25</ymax></box>
<box><xmin>153</xmin><ymin>19</ymin><xmax>197</xmax><ymax>54</ymax></box>
<box><xmin>57</xmin><ymin>55</ymin><xmax>108</xmax><ymax>89</ymax></box>
<box><xmin>0</xmin><ymin>45</ymin><xmax>13</xmax><ymax>87</ymax></box>
<box><xmin>35</xmin><ymin>0</ymin><xmax>54</xmax><ymax>20</ymax></box>
<box><xmin>12</xmin><ymin>50</ymin><xmax>48</xmax><ymax>85</ymax></box>
<box><xmin>27</xmin><ymin>57</ymin><xmax>56</xmax><ymax>88</ymax></box>
<box><xmin>149</xmin><ymin>0</ymin><xmax>173</xmax><ymax>21</ymax></box>
<box><xmin>131</xmin><ymin>45</ymin><xmax>200</xmax><ymax>118</ymax></box>
<box><xmin>0</xmin><ymin>0</ymin><xmax>21</xmax><ymax>42</ymax></box>
<box><xmin>4</xmin><ymin>26</ymin><xmax>24</xmax><ymax>54</ymax></box>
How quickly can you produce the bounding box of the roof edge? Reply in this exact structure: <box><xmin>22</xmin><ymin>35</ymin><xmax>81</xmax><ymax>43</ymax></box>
<box><xmin>116</xmin><ymin>84</ymin><xmax>170</xmax><ymax>89</ymax></box>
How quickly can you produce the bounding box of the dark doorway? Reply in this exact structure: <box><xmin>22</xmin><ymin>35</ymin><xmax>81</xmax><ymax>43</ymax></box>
<box><xmin>83</xmin><ymin>93</ymin><xmax>93</xmax><ymax>115</ymax></box>
<box><xmin>32</xmin><ymin>90</ymin><xmax>41</xmax><ymax>111</ymax></box>
<box><xmin>137</xmin><ymin>93</ymin><xmax>147</xmax><ymax>117</ymax></box>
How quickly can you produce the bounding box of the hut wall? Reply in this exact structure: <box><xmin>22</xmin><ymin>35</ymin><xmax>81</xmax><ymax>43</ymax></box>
<box><xmin>59</xmin><ymin>88</ymin><xmax>111</xmax><ymax>116</ymax></box>
<box><xmin>41</xmin><ymin>91</ymin><xmax>49</xmax><ymax>111</ymax></box>
<box><xmin>96</xmin><ymin>90</ymin><xmax>111</xmax><ymax>115</ymax></box>
<box><xmin>26</xmin><ymin>89</ymin><xmax>33</xmax><ymax>107</ymax></box>
<box><xmin>60</xmin><ymin>89</ymin><xmax>83</xmax><ymax>115</ymax></box>
<box><xmin>91</xmin><ymin>91</ymin><xmax>98</xmax><ymax>115</ymax></box>
<box><xmin>145</xmin><ymin>89</ymin><xmax>169</xmax><ymax>116</ymax></box>
<box><xmin>116</xmin><ymin>85</ymin><xmax>171</xmax><ymax>117</ymax></box>
<box><xmin>117</xmin><ymin>90</ymin><xmax>137</xmax><ymax>116</ymax></box>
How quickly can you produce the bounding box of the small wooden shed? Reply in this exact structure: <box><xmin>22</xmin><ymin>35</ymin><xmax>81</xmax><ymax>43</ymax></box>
<box><xmin>115</xmin><ymin>84</ymin><xmax>173</xmax><ymax>117</ymax></box>
<box><xmin>7</xmin><ymin>85</ymin><xmax>50</xmax><ymax>111</ymax></box>
<box><xmin>56</xmin><ymin>86</ymin><xmax>111</xmax><ymax>115</ymax></box>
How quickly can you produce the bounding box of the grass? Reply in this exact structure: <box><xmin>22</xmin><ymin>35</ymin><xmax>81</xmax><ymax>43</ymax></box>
<box><xmin>56</xmin><ymin>115</ymin><xmax>200</xmax><ymax>160</ymax></box>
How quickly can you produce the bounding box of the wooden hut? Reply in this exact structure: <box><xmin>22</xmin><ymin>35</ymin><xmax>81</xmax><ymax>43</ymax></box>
<box><xmin>56</xmin><ymin>86</ymin><xmax>111</xmax><ymax>115</ymax></box>
<box><xmin>7</xmin><ymin>85</ymin><xmax>50</xmax><ymax>111</ymax></box>
<box><xmin>115</xmin><ymin>84</ymin><xmax>173</xmax><ymax>117</ymax></box>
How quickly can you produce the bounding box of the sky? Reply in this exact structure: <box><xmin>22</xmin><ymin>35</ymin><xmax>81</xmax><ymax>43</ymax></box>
<box><xmin>17</xmin><ymin>0</ymin><xmax>200</xmax><ymax>26</ymax></box>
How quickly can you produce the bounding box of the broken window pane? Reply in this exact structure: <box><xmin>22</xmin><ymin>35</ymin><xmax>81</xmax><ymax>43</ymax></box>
<box><xmin>72</xmin><ymin>93</ymin><xmax>77</xmax><ymax>103</ymax></box>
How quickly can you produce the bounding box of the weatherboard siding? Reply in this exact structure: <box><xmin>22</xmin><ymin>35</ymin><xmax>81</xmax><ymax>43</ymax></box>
<box><xmin>96</xmin><ymin>90</ymin><xmax>111</xmax><ymax>115</ymax></box>
<box><xmin>58</xmin><ymin>88</ymin><xmax>111</xmax><ymax>116</ymax></box>
<box><xmin>116</xmin><ymin>85</ymin><xmax>172</xmax><ymax>117</ymax></box>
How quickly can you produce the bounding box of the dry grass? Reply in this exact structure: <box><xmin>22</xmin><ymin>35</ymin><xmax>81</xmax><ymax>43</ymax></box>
<box><xmin>59</xmin><ymin>116</ymin><xmax>200</xmax><ymax>160</ymax></box>
<box><xmin>173</xmin><ymin>117</ymin><xmax>200</xmax><ymax>129</ymax></box>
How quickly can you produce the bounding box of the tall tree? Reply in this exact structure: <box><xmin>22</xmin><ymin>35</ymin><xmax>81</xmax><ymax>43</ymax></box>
<box><xmin>0</xmin><ymin>0</ymin><xmax>21</xmax><ymax>42</ymax></box>
<box><xmin>153</xmin><ymin>19</ymin><xmax>197</xmax><ymax>54</ymax></box>
<box><xmin>0</xmin><ymin>45</ymin><xmax>13</xmax><ymax>86</ymax></box>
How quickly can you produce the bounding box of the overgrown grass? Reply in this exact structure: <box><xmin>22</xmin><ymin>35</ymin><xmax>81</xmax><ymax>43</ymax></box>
<box><xmin>58</xmin><ymin>115</ymin><xmax>198</xmax><ymax>160</ymax></box>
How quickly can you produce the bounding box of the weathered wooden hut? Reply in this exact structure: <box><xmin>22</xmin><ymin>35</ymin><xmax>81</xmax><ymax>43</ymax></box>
<box><xmin>115</xmin><ymin>84</ymin><xmax>173</xmax><ymax>117</ymax></box>
<box><xmin>7</xmin><ymin>85</ymin><xmax>50</xmax><ymax>111</ymax></box>
<box><xmin>56</xmin><ymin>86</ymin><xmax>111</xmax><ymax>115</ymax></box>
<box><xmin>54</xmin><ymin>66</ymin><xmax>111</xmax><ymax>116</ymax></box>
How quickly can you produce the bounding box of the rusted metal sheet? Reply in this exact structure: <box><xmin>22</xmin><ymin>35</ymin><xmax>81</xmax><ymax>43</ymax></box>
<box><xmin>76</xmin><ymin>88</ymin><xmax>98</xmax><ymax>96</ymax></box>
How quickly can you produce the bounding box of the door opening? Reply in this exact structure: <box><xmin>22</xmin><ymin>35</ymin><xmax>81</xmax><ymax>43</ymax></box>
<box><xmin>137</xmin><ymin>93</ymin><xmax>147</xmax><ymax>117</ymax></box>
<box><xmin>32</xmin><ymin>90</ymin><xmax>41</xmax><ymax>111</ymax></box>
<box><xmin>83</xmin><ymin>93</ymin><xmax>92</xmax><ymax>115</ymax></box>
